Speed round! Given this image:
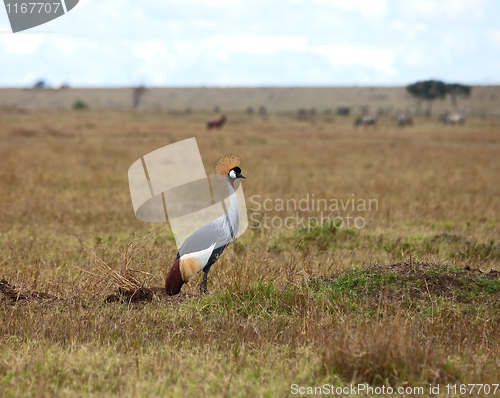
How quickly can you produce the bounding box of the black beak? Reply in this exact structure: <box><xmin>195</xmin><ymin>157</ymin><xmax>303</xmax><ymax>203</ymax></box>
<box><xmin>236</xmin><ymin>173</ymin><xmax>246</xmax><ymax>179</ymax></box>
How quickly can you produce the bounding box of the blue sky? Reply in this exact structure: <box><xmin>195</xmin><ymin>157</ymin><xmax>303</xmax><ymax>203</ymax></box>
<box><xmin>1</xmin><ymin>0</ymin><xmax>500</xmax><ymax>87</ymax></box>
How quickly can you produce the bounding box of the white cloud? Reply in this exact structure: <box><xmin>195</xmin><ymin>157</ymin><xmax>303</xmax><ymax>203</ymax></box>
<box><xmin>155</xmin><ymin>0</ymin><xmax>242</xmax><ymax>7</ymax></box>
<box><xmin>0</xmin><ymin>33</ymin><xmax>46</xmax><ymax>54</ymax></box>
<box><xmin>130</xmin><ymin>40</ymin><xmax>178</xmax><ymax>84</ymax></box>
<box><xmin>85</xmin><ymin>0</ymin><xmax>125</xmax><ymax>21</ymax></box>
<box><xmin>131</xmin><ymin>40</ymin><xmax>168</xmax><ymax>63</ymax></box>
<box><xmin>400</xmin><ymin>0</ymin><xmax>486</xmax><ymax>19</ymax></box>
<box><xmin>50</xmin><ymin>36</ymin><xmax>99</xmax><ymax>56</ymax></box>
<box><xmin>132</xmin><ymin>36</ymin><xmax>306</xmax><ymax>64</ymax></box>
<box><xmin>219</xmin><ymin>36</ymin><xmax>306</xmax><ymax>56</ymax></box>
<box><xmin>311</xmin><ymin>45</ymin><xmax>396</xmax><ymax>74</ymax></box>
<box><xmin>129</xmin><ymin>36</ymin><xmax>398</xmax><ymax>83</ymax></box>
<box><xmin>314</xmin><ymin>0</ymin><xmax>387</xmax><ymax>18</ymax></box>
<box><xmin>391</xmin><ymin>22</ymin><xmax>405</xmax><ymax>31</ymax></box>
<box><xmin>489</xmin><ymin>30</ymin><xmax>500</xmax><ymax>49</ymax></box>
<box><xmin>0</xmin><ymin>0</ymin><xmax>498</xmax><ymax>86</ymax></box>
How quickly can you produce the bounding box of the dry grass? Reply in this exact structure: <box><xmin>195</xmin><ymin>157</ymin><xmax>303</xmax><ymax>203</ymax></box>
<box><xmin>0</xmin><ymin>108</ymin><xmax>499</xmax><ymax>397</ymax></box>
<box><xmin>1</xmin><ymin>86</ymin><xmax>500</xmax><ymax>115</ymax></box>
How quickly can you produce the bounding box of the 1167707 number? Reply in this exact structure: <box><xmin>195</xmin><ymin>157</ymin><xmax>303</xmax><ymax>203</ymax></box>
<box><xmin>446</xmin><ymin>384</ymin><xmax>499</xmax><ymax>395</ymax></box>
<box><xmin>5</xmin><ymin>3</ymin><xmax>61</xmax><ymax>14</ymax></box>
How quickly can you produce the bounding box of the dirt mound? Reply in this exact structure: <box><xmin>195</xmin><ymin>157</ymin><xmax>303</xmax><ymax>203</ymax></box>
<box><xmin>371</xmin><ymin>261</ymin><xmax>499</xmax><ymax>301</ymax></box>
<box><xmin>0</xmin><ymin>279</ymin><xmax>57</xmax><ymax>303</ymax></box>
<box><xmin>312</xmin><ymin>262</ymin><xmax>500</xmax><ymax>304</ymax></box>
<box><xmin>0</xmin><ymin>279</ymin><xmax>173</xmax><ymax>305</ymax></box>
<box><xmin>104</xmin><ymin>286</ymin><xmax>170</xmax><ymax>303</ymax></box>
<box><xmin>105</xmin><ymin>287</ymin><xmax>154</xmax><ymax>303</ymax></box>
<box><xmin>386</xmin><ymin>261</ymin><xmax>499</xmax><ymax>279</ymax></box>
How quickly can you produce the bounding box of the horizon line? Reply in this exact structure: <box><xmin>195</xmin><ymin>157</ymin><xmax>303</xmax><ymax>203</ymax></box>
<box><xmin>1</xmin><ymin>83</ymin><xmax>500</xmax><ymax>89</ymax></box>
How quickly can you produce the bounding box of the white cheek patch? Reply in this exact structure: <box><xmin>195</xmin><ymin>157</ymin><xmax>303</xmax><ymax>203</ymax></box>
<box><xmin>229</xmin><ymin>170</ymin><xmax>236</xmax><ymax>179</ymax></box>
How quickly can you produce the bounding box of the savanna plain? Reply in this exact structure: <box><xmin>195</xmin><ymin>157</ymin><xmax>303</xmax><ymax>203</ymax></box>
<box><xmin>0</xmin><ymin>109</ymin><xmax>499</xmax><ymax>397</ymax></box>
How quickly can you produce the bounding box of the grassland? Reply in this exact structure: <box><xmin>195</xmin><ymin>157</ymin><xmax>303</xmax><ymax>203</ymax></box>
<box><xmin>0</xmin><ymin>108</ymin><xmax>499</xmax><ymax>397</ymax></box>
<box><xmin>1</xmin><ymin>85</ymin><xmax>500</xmax><ymax>116</ymax></box>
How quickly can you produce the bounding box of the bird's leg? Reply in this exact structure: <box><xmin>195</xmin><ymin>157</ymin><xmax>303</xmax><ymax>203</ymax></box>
<box><xmin>199</xmin><ymin>270</ymin><xmax>209</xmax><ymax>294</ymax></box>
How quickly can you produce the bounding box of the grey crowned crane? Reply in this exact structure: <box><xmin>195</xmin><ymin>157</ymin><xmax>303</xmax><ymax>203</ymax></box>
<box><xmin>164</xmin><ymin>154</ymin><xmax>246</xmax><ymax>295</ymax></box>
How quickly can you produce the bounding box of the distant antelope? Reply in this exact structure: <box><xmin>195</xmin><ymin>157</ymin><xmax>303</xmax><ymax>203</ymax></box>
<box><xmin>354</xmin><ymin>115</ymin><xmax>377</xmax><ymax>127</ymax></box>
<box><xmin>395</xmin><ymin>113</ymin><xmax>414</xmax><ymax>127</ymax></box>
<box><xmin>441</xmin><ymin>112</ymin><xmax>466</xmax><ymax>125</ymax></box>
<box><xmin>336</xmin><ymin>106</ymin><xmax>351</xmax><ymax>116</ymax></box>
<box><xmin>207</xmin><ymin>115</ymin><xmax>227</xmax><ymax>130</ymax></box>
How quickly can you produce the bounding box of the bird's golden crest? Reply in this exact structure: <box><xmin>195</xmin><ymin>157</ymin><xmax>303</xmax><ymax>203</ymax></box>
<box><xmin>214</xmin><ymin>154</ymin><xmax>241</xmax><ymax>176</ymax></box>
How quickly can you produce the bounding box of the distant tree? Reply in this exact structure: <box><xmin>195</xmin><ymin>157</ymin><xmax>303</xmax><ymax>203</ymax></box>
<box><xmin>73</xmin><ymin>99</ymin><xmax>88</xmax><ymax>110</ymax></box>
<box><xmin>132</xmin><ymin>85</ymin><xmax>147</xmax><ymax>109</ymax></box>
<box><xmin>406</xmin><ymin>80</ymin><xmax>447</xmax><ymax>116</ymax></box>
<box><xmin>33</xmin><ymin>79</ymin><xmax>48</xmax><ymax>89</ymax></box>
<box><xmin>445</xmin><ymin>83</ymin><xmax>471</xmax><ymax>110</ymax></box>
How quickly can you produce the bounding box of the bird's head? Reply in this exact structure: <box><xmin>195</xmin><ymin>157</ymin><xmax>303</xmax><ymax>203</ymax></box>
<box><xmin>229</xmin><ymin>166</ymin><xmax>246</xmax><ymax>180</ymax></box>
<box><xmin>165</xmin><ymin>258</ymin><xmax>183</xmax><ymax>296</ymax></box>
<box><xmin>214</xmin><ymin>154</ymin><xmax>246</xmax><ymax>187</ymax></box>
